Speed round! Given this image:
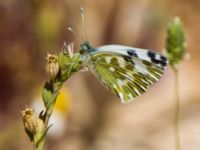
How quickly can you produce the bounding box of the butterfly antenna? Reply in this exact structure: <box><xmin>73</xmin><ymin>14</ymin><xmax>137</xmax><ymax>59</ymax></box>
<box><xmin>67</xmin><ymin>27</ymin><xmax>84</xmax><ymax>41</ymax></box>
<box><xmin>80</xmin><ymin>7</ymin><xmax>88</xmax><ymax>42</ymax></box>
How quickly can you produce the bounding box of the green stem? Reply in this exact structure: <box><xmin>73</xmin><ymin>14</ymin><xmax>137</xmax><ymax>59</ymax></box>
<box><xmin>174</xmin><ymin>69</ymin><xmax>181</xmax><ymax>150</ymax></box>
<box><xmin>36</xmin><ymin>105</ymin><xmax>53</xmax><ymax>150</ymax></box>
<box><xmin>37</xmin><ymin>141</ymin><xmax>44</xmax><ymax>150</ymax></box>
<box><xmin>36</xmin><ymin>83</ymin><xmax>59</xmax><ymax>150</ymax></box>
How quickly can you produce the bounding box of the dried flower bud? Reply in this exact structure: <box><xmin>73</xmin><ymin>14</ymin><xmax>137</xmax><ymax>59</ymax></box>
<box><xmin>21</xmin><ymin>108</ymin><xmax>37</xmax><ymax>134</ymax></box>
<box><xmin>62</xmin><ymin>42</ymin><xmax>74</xmax><ymax>58</ymax></box>
<box><xmin>21</xmin><ymin>108</ymin><xmax>45</xmax><ymax>135</ymax></box>
<box><xmin>36</xmin><ymin>116</ymin><xmax>45</xmax><ymax>133</ymax></box>
<box><xmin>67</xmin><ymin>43</ymin><xmax>74</xmax><ymax>58</ymax></box>
<box><xmin>46</xmin><ymin>54</ymin><xmax>59</xmax><ymax>80</ymax></box>
<box><xmin>165</xmin><ymin>17</ymin><xmax>186</xmax><ymax>69</ymax></box>
<box><xmin>62</xmin><ymin>41</ymin><xmax>68</xmax><ymax>55</ymax></box>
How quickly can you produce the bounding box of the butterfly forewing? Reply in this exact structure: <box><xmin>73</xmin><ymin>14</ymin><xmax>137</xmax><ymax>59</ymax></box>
<box><xmin>87</xmin><ymin>45</ymin><xmax>168</xmax><ymax>103</ymax></box>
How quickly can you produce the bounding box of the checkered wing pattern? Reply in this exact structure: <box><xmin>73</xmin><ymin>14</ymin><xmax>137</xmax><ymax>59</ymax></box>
<box><xmin>87</xmin><ymin>45</ymin><xmax>168</xmax><ymax>103</ymax></box>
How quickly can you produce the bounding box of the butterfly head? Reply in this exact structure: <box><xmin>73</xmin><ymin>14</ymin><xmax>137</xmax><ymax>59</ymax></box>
<box><xmin>80</xmin><ymin>41</ymin><xmax>94</xmax><ymax>54</ymax></box>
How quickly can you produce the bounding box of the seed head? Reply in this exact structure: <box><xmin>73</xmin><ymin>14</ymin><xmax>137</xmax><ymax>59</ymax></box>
<box><xmin>165</xmin><ymin>17</ymin><xmax>186</xmax><ymax>69</ymax></box>
<box><xmin>21</xmin><ymin>108</ymin><xmax>45</xmax><ymax>135</ymax></box>
<box><xmin>46</xmin><ymin>53</ymin><xmax>59</xmax><ymax>80</ymax></box>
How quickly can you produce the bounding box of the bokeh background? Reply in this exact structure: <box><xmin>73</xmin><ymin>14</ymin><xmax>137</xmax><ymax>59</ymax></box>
<box><xmin>0</xmin><ymin>0</ymin><xmax>200</xmax><ymax>150</ymax></box>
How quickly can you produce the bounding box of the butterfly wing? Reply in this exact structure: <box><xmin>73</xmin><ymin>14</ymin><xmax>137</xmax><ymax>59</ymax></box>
<box><xmin>87</xmin><ymin>45</ymin><xmax>168</xmax><ymax>103</ymax></box>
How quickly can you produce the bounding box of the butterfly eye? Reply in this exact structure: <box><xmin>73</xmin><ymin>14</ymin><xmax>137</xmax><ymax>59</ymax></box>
<box><xmin>80</xmin><ymin>44</ymin><xmax>88</xmax><ymax>54</ymax></box>
<box><xmin>80</xmin><ymin>42</ymin><xmax>95</xmax><ymax>55</ymax></box>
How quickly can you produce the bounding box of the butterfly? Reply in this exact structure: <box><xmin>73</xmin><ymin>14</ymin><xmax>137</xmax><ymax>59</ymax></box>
<box><xmin>62</xmin><ymin>8</ymin><xmax>168</xmax><ymax>103</ymax></box>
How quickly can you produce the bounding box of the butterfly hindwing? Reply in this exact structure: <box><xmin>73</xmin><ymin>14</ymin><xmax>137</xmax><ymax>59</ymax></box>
<box><xmin>87</xmin><ymin>45</ymin><xmax>167</xmax><ymax>103</ymax></box>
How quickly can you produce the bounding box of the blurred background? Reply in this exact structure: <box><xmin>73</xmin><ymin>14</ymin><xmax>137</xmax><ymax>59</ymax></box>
<box><xmin>0</xmin><ymin>0</ymin><xmax>200</xmax><ymax>150</ymax></box>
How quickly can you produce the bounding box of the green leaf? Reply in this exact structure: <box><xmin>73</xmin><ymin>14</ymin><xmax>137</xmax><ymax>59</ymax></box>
<box><xmin>25</xmin><ymin>128</ymin><xmax>34</xmax><ymax>142</ymax></box>
<box><xmin>58</xmin><ymin>53</ymin><xmax>82</xmax><ymax>82</ymax></box>
<box><xmin>58</xmin><ymin>53</ymin><xmax>71</xmax><ymax>68</ymax></box>
<box><xmin>42</xmin><ymin>82</ymin><xmax>53</xmax><ymax>107</ymax></box>
<box><xmin>45</xmin><ymin>92</ymin><xmax>59</xmax><ymax>113</ymax></box>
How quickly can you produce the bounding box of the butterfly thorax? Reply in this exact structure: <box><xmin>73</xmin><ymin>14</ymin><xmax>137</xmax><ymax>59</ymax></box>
<box><xmin>80</xmin><ymin>41</ymin><xmax>96</xmax><ymax>55</ymax></box>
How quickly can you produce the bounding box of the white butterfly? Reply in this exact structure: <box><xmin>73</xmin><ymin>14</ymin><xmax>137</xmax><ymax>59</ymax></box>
<box><xmin>64</xmin><ymin>8</ymin><xmax>168</xmax><ymax>103</ymax></box>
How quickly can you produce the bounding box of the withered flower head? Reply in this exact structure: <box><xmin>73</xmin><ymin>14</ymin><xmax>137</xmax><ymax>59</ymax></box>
<box><xmin>21</xmin><ymin>108</ymin><xmax>44</xmax><ymax>135</ymax></box>
<box><xmin>67</xmin><ymin>43</ymin><xmax>74</xmax><ymax>58</ymax></box>
<box><xmin>21</xmin><ymin>108</ymin><xmax>37</xmax><ymax>134</ymax></box>
<box><xmin>62</xmin><ymin>42</ymin><xmax>74</xmax><ymax>58</ymax></box>
<box><xmin>46</xmin><ymin>53</ymin><xmax>59</xmax><ymax>80</ymax></box>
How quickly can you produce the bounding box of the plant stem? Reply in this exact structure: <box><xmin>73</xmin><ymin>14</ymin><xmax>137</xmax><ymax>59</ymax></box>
<box><xmin>37</xmin><ymin>141</ymin><xmax>44</xmax><ymax>150</ymax></box>
<box><xmin>174</xmin><ymin>69</ymin><xmax>181</xmax><ymax>150</ymax></box>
